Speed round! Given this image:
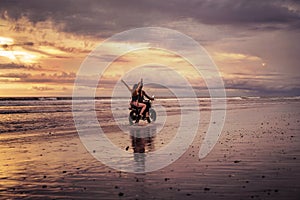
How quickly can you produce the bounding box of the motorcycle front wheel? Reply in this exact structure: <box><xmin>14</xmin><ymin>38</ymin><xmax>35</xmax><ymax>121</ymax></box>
<box><xmin>149</xmin><ymin>108</ymin><xmax>157</xmax><ymax>122</ymax></box>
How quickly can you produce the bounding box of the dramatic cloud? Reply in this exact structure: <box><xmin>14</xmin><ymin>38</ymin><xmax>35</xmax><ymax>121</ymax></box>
<box><xmin>224</xmin><ymin>77</ymin><xmax>300</xmax><ymax>96</ymax></box>
<box><xmin>0</xmin><ymin>0</ymin><xmax>299</xmax><ymax>96</ymax></box>
<box><xmin>0</xmin><ymin>72</ymin><xmax>30</xmax><ymax>79</ymax></box>
<box><xmin>0</xmin><ymin>71</ymin><xmax>76</xmax><ymax>84</ymax></box>
<box><xmin>1</xmin><ymin>0</ymin><xmax>299</xmax><ymax>37</ymax></box>
<box><xmin>0</xmin><ymin>63</ymin><xmax>42</xmax><ymax>70</ymax></box>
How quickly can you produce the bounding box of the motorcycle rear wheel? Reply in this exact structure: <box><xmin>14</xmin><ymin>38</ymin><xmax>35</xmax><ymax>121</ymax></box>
<box><xmin>129</xmin><ymin>110</ymin><xmax>137</xmax><ymax>125</ymax></box>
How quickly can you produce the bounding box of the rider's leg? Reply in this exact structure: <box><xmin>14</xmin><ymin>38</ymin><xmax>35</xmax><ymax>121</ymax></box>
<box><xmin>144</xmin><ymin>101</ymin><xmax>150</xmax><ymax>117</ymax></box>
<box><xmin>132</xmin><ymin>101</ymin><xmax>144</xmax><ymax>112</ymax></box>
<box><xmin>139</xmin><ymin>103</ymin><xmax>146</xmax><ymax>116</ymax></box>
<box><xmin>134</xmin><ymin>102</ymin><xmax>146</xmax><ymax>123</ymax></box>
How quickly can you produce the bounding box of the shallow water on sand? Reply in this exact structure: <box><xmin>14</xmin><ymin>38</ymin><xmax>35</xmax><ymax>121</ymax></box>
<box><xmin>0</xmin><ymin>97</ymin><xmax>299</xmax><ymax>199</ymax></box>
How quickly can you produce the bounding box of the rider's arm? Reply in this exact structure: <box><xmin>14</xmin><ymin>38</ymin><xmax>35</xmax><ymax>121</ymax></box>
<box><xmin>121</xmin><ymin>79</ymin><xmax>132</xmax><ymax>93</ymax></box>
<box><xmin>143</xmin><ymin>91</ymin><xmax>154</xmax><ymax>100</ymax></box>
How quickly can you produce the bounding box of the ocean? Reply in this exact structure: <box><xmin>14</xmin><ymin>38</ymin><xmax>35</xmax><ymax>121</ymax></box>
<box><xmin>0</xmin><ymin>96</ymin><xmax>299</xmax><ymax>134</ymax></box>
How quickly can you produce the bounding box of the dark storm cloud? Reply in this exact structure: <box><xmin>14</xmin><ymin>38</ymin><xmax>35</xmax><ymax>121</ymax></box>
<box><xmin>0</xmin><ymin>0</ymin><xmax>164</xmax><ymax>36</ymax></box>
<box><xmin>188</xmin><ymin>0</ymin><xmax>300</xmax><ymax>25</ymax></box>
<box><xmin>0</xmin><ymin>0</ymin><xmax>299</xmax><ymax>36</ymax></box>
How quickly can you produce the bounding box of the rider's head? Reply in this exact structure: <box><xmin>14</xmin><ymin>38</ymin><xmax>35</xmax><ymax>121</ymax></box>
<box><xmin>133</xmin><ymin>84</ymin><xmax>138</xmax><ymax>91</ymax></box>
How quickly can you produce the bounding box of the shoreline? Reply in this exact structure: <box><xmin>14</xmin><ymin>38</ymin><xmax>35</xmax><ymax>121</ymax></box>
<box><xmin>0</xmin><ymin>99</ymin><xmax>299</xmax><ymax>199</ymax></box>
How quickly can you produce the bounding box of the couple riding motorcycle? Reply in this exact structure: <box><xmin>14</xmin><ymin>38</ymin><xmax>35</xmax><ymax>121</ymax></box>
<box><xmin>122</xmin><ymin>79</ymin><xmax>155</xmax><ymax>124</ymax></box>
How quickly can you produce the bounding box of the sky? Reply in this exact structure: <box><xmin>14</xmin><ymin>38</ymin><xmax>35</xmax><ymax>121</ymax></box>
<box><xmin>0</xmin><ymin>0</ymin><xmax>299</xmax><ymax>97</ymax></box>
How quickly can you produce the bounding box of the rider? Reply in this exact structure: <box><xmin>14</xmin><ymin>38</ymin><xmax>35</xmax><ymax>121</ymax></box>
<box><xmin>122</xmin><ymin>78</ymin><xmax>154</xmax><ymax>123</ymax></box>
<box><xmin>130</xmin><ymin>79</ymin><xmax>146</xmax><ymax>123</ymax></box>
<box><xmin>137</xmin><ymin>84</ymin><xmax>154</xmax><ymax>123</ymax></box>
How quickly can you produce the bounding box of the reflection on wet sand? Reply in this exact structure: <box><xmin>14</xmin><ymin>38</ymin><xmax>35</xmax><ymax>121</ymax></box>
<box><xmin>130</xmin><ymin>125</ymin><xmax>156</xmax><ymax>153</ymax></box>
<box><xmin>129</xmin><ymin>124</ymin><xmax>157</xmax><ymax>172</ymax></box>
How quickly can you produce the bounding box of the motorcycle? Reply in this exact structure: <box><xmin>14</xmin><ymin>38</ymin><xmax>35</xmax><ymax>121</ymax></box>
<box><xmin>128</xmin><ymin>99</ymin><xmax>157</xmax><ymax>125</ymax></box>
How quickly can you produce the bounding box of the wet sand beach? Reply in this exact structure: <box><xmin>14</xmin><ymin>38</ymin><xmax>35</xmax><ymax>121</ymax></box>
<box><xmin>0</xmin><ymin>98</ymin><xmax>299</xmax><ymax>199</ymax></box>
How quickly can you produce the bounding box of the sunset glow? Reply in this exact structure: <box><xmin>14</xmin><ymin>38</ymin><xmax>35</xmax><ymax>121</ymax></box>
<box><xmin>0</xmin><ymin>36</ymin><xmax>14</xmax><ymax>45</ymax></box>
<box><xmin>0</xmin><ymin>1</ymin><xmax>299</xmax><ymax>97</ymax></box>
<box><xmin>1</xmin><ymin>50</ymin><xmax>38</xmax><ymax>63</ymax></box>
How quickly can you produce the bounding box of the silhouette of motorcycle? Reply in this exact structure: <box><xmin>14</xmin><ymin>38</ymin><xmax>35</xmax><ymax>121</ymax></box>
<box><xmin>128</xmin><ymin>100</ymin><xmax>156</xmax><ymax>125</ymax></box>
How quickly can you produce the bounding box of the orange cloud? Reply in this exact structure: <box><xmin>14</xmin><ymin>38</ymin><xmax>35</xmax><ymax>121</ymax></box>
<box><xmin>213</xmin><ymin>52</ymin><xmax>262</xmax><ymax>63</ymax></box>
